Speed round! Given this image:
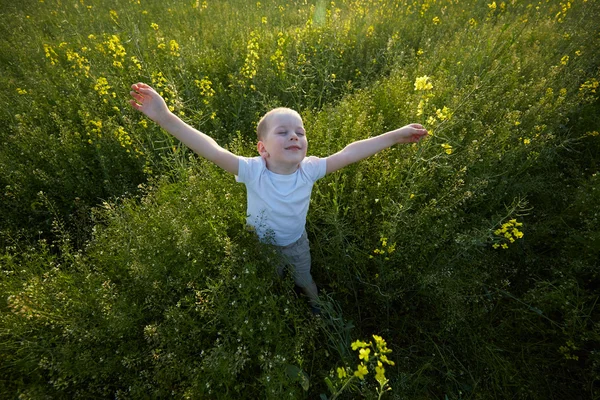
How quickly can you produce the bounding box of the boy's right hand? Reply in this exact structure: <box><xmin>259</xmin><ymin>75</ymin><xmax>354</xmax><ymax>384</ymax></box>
<box><xmin>129</xmin><ymin>83</ymin><xmax>169</xmax><ymax>123</ymax></box>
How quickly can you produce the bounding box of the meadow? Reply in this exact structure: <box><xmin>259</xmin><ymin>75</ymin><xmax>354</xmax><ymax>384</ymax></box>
<box><xmin>1</xmin><ymin>0</ymin><xmax>599</xmax><ymax>398</ymax></box>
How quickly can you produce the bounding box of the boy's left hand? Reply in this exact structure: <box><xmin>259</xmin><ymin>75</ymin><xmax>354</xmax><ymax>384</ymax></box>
<box><xmin>396</xmin><ymin>124</ymin><xmax>428</xmax><ymax>143</ymax></box>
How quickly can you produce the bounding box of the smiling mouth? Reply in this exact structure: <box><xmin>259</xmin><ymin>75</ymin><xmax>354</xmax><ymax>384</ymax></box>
<box><xmin>286</xmin><ymin>146</ymin><xmax>302</xmax><ymax>150</ymax></box>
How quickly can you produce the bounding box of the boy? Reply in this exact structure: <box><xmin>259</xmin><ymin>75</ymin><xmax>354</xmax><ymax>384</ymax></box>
<box><xmin>129</xmin><ymin>82</ymin><xmax>427</xmax><ymax>313</ymax></box>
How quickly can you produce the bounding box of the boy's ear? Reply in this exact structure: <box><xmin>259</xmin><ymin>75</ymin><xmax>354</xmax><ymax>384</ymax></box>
<box><xmin>257</xmin><ymin>141</ymin><xmax>269</xmax><ymax>159</ymax></box>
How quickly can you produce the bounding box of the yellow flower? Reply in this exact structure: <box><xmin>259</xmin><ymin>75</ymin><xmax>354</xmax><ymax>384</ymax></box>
<box><xmin>336</xmin><ymin>367</ymin><xmax>347</xmax><ymax>379</ymax></box>
<box><xmin>560</xmin><ymin>55</ymin><xmax>569</xmax><ymax>65</ymax></box>
<box><xmin>372</xmin><ymin>335</ymin><xmax>386</xmax><ymax>348</ymax></box>
<box><xmin>441</xmin><ymin>143</ymin><xmax>453</xmax><ymax>154</ymax></box>
<box><xmin>436</xmin><ymin>106</ymin><xmax>452</xmax><ymax>121</ymax></box>
<box><xmin>414</xmin><ymin>75</ymin><xmax>433</xmax><ymax>91</ymax></box>
<box><xmin>351</xmin><ymin>340</ymin><xmax>369</xmax><ymax>350</ymax></box>
<box><xmin>488</xmin><ymin>2</ymin><xmax>497</xmax><ymax>10</ymax></box>
<box><xmin>501</xmin><ymin>243</ymin><xmax>509</xmax><ymax>249</ymax></box>
<box><xmin>432</xmin><ymin>16</ymin><xmax>440</xmax><ymax>25</ymax></box>
<box><xmin>17</xmin><ymin>88</ymin><xmax>27</xmax><ymax>95</ymax></box>
<box><xmin>359</xmin><ymin>348</ymin><xmax>370</xmax><ymax>362</ymax></box>
<box><xmin>169</xmin><ymin>40</ymin><xmax>180</xmax><ymax>56</ymax></box>
<box><xmin>354</xmin><ymin>363</ymin><xmax>368</xmax><ymax>380</ymax></box>
<box><xmin>375</xmin><ymin>361</ymin><xmax>386</xmax><ymax>384</ymax></box>
<box><xmin>94</xmin><ymin>77</ymin><xmax>111</xmax><ymax>96</ymax></box>
<box><xmin>380</xmin><ymin>354</ymin><xmax>395</xmax><ymax>366</ymax></box>
<box><xmin>151</xmin><ymin>22</ymin><xmax>159</xmax><ymax>30</ymax></box>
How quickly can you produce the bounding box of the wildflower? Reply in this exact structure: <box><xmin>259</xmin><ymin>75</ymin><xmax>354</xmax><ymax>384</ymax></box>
<box><xmin>441</xmin><ymin>143</ymin><xmax>453</xmax><ymax>154</ymax></box>
<box><xmin>337</xmin><ymin>367</ymin><xmax>347</xmax><ymax>379</ymax></box>
<box><xmin>580</xmin><ymin>79</ymin><xmax>598</xmax><ymax>94</ymax></box>
<box><xmin>131</xmin><ymin>56</ymin><xmax>142</xmax><ymax>70</ymax></box>
<box><xmin>379</xmin><ymin>354</ymin><xmax>395</xmax><ymax>366</ymax></box>
<box><xmin>43</xmin><ymin>44</ymin><xmax>58</xmax><ymax>65</ymax></box>
<box><xmin>359</xmin><ymin>348</ymin><xmax>370</xmax><ymax>362</ymax></box>
<box><xmin>523</xmin><ymin>138</ymin><xmax>531</xmax><ymax>145</ymax></box>
<box><xmin>416</xmin><ymin>99</ymin><xmax>426</xmax><ymax>116</ymax></box>
<box><xmin>560</xmin><ymin>55</ymin><xmax>569</xmax><ymax>65</ymax></box>
<box><xmin>17</xmin><ymin>88</ymin><xmax>27</xmax><ymax>95</ymax></box>
<box><xmin>109</xmin><ymin>9</ymin><xmax>118</xmax><ymax>22</ymax></box>
<box><xmin>436</xmin><ymin>106</ymin><xmax>452</xmax><ymax>121</ymax></box>
<box><xmin>375</xmin><ymin>361</ymin><xmax>386</xmax><ymax>384</ymax></box>
<box><xmin>241</xmin><ymin>31</ymin><xmax>260</xmax><ymax>80</ymax></box>
<box><xmin>414</xmin><ymin>75</ymin><xmax>433</xmax><ymax>91</ymax></box>
<box><xmin>351</xmin><ymin>340</ymin><xmax>369</xmax><ymax>350</ymax></box>
<box><xmin>432</xmin><ymin>16</ymin><xmax>440</xmax><ymax>25</ymax></box>
<box><xmin>354</xmin><ymin>363</ymin><xmax>368</xmax><ymax>379</ymax></box>
<box><xmin>94</xmin><ymin>77</ymin><xmax>111</xmax><ymax>96</ymax></box>
<box><xmin>169</xmin><ymin>40</ymin><xmax>180</xmax><ymax>56</ymax></box>
<box><xmin>373</xmin><ymin>335</ymin><xmax>387</xmax><ymax>349</ymax></box>
<box><xmin>151</xmin><ymin>22</ymin><xmax>159</xmax><ymax>30</ymax></box>
<box><xmin>488</xmin><ymin>2</ymin><xmax>497</xmax><ymax>10</ymax></box>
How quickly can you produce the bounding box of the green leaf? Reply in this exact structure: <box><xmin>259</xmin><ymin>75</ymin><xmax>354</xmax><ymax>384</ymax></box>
<box><xmin>324</xmin><ymin>376</ymin><xmax>335</xmax><ymax>394</ymax></box>
<box><xmin>285</xmin><ymin>364</ymin><xmax>310</xmax><ymax>391</ymax></box>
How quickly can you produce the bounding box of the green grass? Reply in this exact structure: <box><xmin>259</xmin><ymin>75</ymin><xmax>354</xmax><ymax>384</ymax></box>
<box><xmin>1</xmin><ymin>0</ymin><xmax>599</xmax><ymax>398</ymax></box>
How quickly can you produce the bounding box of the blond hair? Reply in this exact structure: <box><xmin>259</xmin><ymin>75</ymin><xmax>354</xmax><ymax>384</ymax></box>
<box><xmin>256</xmin><ymin>107</ymin><xmax>301</xmax><ymax>141</ymax></box>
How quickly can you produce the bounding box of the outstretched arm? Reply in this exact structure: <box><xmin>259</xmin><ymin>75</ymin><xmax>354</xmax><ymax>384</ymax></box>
<box><xmin>129</xmin><ymin>82</ymin><xmax>239</xmax><ymax>175</ymax></box>
<box><xmin>325</xmin><ymin>124</ymin><xmax>428</xmax><ymax>174</ymax></box>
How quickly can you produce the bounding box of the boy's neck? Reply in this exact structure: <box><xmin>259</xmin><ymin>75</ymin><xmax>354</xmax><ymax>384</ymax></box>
<box><xmin>264</xmin><ymin>159</ymin><xmax>301</xmax><ymax>175</ymax></box>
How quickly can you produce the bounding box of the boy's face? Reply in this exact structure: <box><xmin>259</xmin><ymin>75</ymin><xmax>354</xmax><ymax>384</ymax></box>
<box><xmin>257</xmin><ymin>111</ymin><xmax>308</xmax><ymax>174</ymax></box>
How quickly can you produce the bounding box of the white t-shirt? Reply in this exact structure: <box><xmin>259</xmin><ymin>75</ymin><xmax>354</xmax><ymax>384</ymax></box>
<box><xmin>236</xmin><ymin>156</ymin><xmax>327</xmax><ymax>246</ymax></box>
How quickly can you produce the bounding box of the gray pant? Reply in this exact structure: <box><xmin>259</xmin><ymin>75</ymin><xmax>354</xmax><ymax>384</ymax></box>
<box><xmin>275</xmin><ymin>231</ymin><xmax>312</xmax><ymax>285</ymax></box>
<box><xmin>274</xmin><ymin>231</ymin><xmax>319</xmax><ymax>306</ymax></box>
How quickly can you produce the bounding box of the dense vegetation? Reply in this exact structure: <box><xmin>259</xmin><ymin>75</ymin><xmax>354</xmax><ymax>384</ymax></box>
<box><xmin>1</xmin><ymin>0</ymin><xmax>599</xmax><ymax>398</ymax></box>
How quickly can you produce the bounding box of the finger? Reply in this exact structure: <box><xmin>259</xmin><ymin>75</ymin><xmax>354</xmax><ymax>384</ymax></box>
<box><xmin>131</xmin><ymin>82</ymin><xmax>153</xmax><ymax>93</ymax></box>
<box><xmin>136</xmin><ymin>86</ymin><xmax>155</xmax><ymax>95</ymax></box>
<box><xmin>129</xmin><ymin>99</ymin><xmax>142</xmax><ymax>110</ymax></box>
<box><xmin>130</xmin><ymin>91</ymin><xmax>144</xmax><ymax>103</ymax></box>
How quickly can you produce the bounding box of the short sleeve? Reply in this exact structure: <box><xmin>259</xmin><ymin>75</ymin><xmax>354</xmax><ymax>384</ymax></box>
<box><xmin>300</xmin><ymin>156</ymin><xmax>327</xmax><ymax>182</ymax></box>
<box><xmin>236</xmin><ymin>156</ymin><xmax>264</xmax><ymax>184</ymax></box>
